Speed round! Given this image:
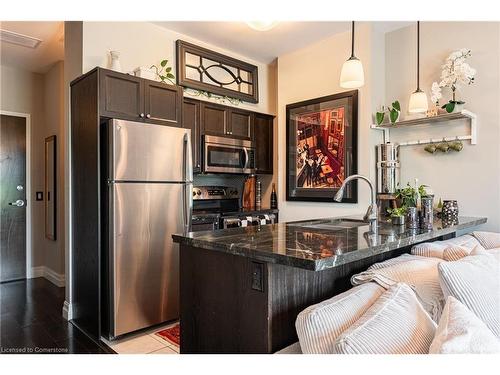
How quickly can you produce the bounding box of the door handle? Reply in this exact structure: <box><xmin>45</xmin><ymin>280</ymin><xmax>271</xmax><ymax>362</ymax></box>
<box><xmin>9</xmin><ymin>199</ymin><xmax>25</xmax><ymax>207</ymax></box>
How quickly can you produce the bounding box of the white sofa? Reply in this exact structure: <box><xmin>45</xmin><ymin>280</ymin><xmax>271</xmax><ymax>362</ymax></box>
<box><xmin>276</xmin><ymin>232</ymin><xmax>500</xmax><ymax>354</ymax></box>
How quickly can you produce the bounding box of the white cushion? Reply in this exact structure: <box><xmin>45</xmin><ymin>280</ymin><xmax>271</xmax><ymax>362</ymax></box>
<box><xmin>351</xmin><ymin>254</ymin><xmax>445</xmax><ymax>321</ymax></box>
<box><xmin>438</xmin><ymin>254</ymin><xmax>500</xmax><ymax>338</ymax></box>
<box><xmin>473</xmin><ymin>231</ymin><xmax>500</xmax><ymax>250</ymax></box>
<box><xmin>334</xmin><ymin>283</ymin><xmax>437</xmax><ymax>354</ymax></box>
<box><xmin>429</xmin><ymin>296</ymin><xmax>500</xmax><ymax>354</ymax></box>
<box><xmin>275</xmin><ymin>342</ymin><xmax>302</xmax><ymax>354</ymax></box>
<box><xmin>295</xmin><ymin>282</ymin><xmax>384</xmax><ymax>354</ymax></box>
<box><xmin>411</xmin><ymin>235</ymin><xmax>484</xmax><ymax>259</ymax></box>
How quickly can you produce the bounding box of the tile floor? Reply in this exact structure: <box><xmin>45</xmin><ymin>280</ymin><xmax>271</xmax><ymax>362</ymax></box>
<box><xmin>102</xmin><ymin>322</ymin><xmax>180</xmax><ymax>354</ymax></box>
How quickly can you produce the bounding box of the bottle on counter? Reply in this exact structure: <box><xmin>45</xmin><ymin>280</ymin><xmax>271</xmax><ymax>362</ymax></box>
<box><xmin>270</xmin><ymin>183</ymin><xmax>278</xmax><ymax>209</ymax></box>
<box><xmin>256</xmin><ymin>180</ymin><xmax>262</xmax><ymax>210</ymax></box>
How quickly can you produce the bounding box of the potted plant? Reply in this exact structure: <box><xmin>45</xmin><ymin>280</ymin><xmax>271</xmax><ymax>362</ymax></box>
<box><xmin>395</xmin><ymin>182</ymin><xmax>430</xmax><ymax>207</ymax></box>
<box><xmin>435</xmin><ymin>49</ymin><xmax>476</xmax><ymax>113</ymax></box>
<box><xmin>387</xmin><ymin>206</ymin><xmax>407</xmax><ymax>225</ymax></box>
<box><xmin>375</xmin><ymin>101</ymin><xmax>401</xmax><ymax>125</ymax></box>
<box><xmin>151</xmin><ymin>59</ymin><xmax>175</xmax><ymax>84</ymax></box>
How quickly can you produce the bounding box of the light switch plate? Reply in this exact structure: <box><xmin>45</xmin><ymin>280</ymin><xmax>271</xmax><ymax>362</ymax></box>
<box><xmin>36</xmin><ymin>192</ymin><xmax>43</xmax><ymax>201</ymax></box>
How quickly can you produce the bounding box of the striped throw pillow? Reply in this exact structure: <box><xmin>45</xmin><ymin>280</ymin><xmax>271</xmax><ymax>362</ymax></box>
<box><xmin>438</xmin><ymin>254</ymin><xmax>500</xmax><ymax>338</ymax></box>
<box><xmin>473</xmin><ymin>231</ymin><xmax>500</xmax><ymax>250</ymax></box>
<box><xmin>295</xmin><ymin>282</ymin><xmax>384</xmax><ymax>354</ymax></box>
<box><xmin>334</xmin><ymin>283</ymin><xmax>437</xmax><ymax>354</ymax></box>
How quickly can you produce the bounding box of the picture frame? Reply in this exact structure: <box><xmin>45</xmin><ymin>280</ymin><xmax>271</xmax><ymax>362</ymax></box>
<box><xmin>286</xmin><ymin>90</ymin><xmax>358</xmax><ymax>203</ymax></box>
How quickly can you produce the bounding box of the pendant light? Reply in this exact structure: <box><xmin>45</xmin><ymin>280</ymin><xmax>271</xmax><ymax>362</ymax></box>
<box><xmin>408</xmin><ymin>21</ymin><xmax>429</xmax><ymax>113</ymax></box>
<box><xmin>340</xmin><ymin>21</ymin><xmax>365</xmax><ymax>89</ymax></box>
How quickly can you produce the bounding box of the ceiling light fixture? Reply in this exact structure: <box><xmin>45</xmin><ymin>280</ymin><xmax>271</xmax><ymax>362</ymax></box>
<box><xmin>0</xmin><ymin>29</ymin><xmax>42</xmax><ymax>49</ymax></box>
<box><xmin>408</xmin><ymin>21</ymin><xmax>429</xmax><ymax>114</ymax></box>
<box><xmin>246</xmin><ymin>21</ymin><xmax>278</xmax><ymax>32</ymax></box>
<box><xmin>340</xmin><ymin>21</ymin><xmax>365</xmax><ymax>89</ymax></box>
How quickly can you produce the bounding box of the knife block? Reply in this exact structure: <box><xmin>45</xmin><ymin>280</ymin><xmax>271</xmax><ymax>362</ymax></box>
<box><xmin>242</xmin><ymin>176</ymin><xmax>256</xmax><ymax>210</ymax></box>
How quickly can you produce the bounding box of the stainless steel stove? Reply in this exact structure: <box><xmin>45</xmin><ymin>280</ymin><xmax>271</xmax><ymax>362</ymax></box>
<box><xmin>191</xmin><ymin>185</ymin><xmax>277</xmax><ymax>232</ymax></box>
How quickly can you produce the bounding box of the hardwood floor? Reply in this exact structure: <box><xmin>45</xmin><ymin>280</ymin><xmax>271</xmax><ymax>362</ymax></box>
<box><xmin>0</xmin><ymin>278</ymin><xmax>112</xmax><ymax>354</ymax></box>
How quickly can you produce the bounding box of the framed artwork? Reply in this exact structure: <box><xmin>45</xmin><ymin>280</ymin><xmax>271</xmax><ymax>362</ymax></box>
<box><xmin>176</xmin><ymin>40</ymin><xmax>259</xmax><ymax>103</ymax></box>
<box><xmin>286</xmin><ymin>90</ymin><xmax>358</xmax><ymax>202</ymax></box>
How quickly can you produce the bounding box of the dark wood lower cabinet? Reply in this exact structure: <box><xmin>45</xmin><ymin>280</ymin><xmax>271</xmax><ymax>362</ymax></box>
<box><xmin>179</xmin><ymin>234</ymin><xmax>456</xmax><ymax>353</ymax></box>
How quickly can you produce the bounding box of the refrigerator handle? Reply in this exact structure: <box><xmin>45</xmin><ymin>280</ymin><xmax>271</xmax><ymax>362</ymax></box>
<box><xmin>183</xmin><ymin>132</ymin><xmax>193</xmax><ymax>234</ymax></box>
<box><xmin>183</xmin><ymin>132</ymin><xmax>193</xmax><ymax>183</ymax></box>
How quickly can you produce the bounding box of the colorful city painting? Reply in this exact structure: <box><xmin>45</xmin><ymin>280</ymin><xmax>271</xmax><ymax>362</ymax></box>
<box><xmin>295</xmin><ymin>107</ymin><xmax>345</xmax><ymax>189</ymax></box>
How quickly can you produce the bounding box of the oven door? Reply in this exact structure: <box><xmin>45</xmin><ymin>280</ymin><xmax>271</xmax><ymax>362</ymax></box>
<box><xmin>204</xmin><ymin>136</ymin><xmax>255</xmax><ymax>174</ymax></box>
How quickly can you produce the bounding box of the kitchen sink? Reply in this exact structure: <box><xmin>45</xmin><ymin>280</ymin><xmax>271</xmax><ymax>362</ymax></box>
<box><xmin>289</xmin><ymin>218</ymin><xmax>368</xmax><ymax>231</ymax></box>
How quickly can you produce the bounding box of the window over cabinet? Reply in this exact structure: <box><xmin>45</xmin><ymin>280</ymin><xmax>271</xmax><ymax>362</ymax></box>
<box><xmin>176</xmin><ymin>40</ymin><xmax>259</xmax><ymax>104</ymax></box>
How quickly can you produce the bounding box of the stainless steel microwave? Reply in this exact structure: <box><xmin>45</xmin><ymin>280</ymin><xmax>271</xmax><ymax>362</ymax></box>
<box><xmin>203</xmin><ymin>135</ymin><xmax>256</xmax><ymax>174</ymax></box>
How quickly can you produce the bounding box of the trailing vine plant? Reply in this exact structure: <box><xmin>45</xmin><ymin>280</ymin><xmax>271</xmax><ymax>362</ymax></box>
<box><xmin>184</xmin><ymin>88</ymin><xmax>243</xmax><ymax>106</ymax></box>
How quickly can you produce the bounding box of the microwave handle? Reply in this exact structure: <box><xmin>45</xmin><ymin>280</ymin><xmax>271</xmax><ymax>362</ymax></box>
<box><xmin>243</xmin><ymin>147</ymin><xmax>249</xmax><ymax>169</ymax></box>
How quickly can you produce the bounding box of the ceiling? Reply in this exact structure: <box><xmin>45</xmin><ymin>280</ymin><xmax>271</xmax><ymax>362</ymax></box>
<box><xmin>0</xmin><ymin>21</ymin><xmax>64</xmax><ymax>73</ymax></box>
<box><xmin>154</xmin><ymin>21</ymin><xmax>413</xmax><ymax>63</ymax></box>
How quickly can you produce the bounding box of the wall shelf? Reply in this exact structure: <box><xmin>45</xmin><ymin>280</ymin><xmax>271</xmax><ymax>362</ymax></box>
<box><xmin>370</xmin><ymin>110</ymin><xmax>477</xmax><ymax>147</ymax></box>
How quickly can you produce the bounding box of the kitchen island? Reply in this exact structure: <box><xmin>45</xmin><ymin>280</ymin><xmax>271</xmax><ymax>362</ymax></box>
<box><xmin>172</xmin><ymin>216</ymin><xmax>486</xmax><ymax>353</ymax></box>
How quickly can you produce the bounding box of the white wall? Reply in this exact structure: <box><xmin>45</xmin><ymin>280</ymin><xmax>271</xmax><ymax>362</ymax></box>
<box><xmin>385</xmin><ymin>22</ymin><xmax>500</xmax><ymax>231</ymax></box>
<box><xmin>42</xmin><ymin>61</ymin><xmax>65</xmax><ymax>276</ymax></box>
<box><xmin>276</xmin><ymin>23</ymin><xmax>384</xmax><ymax>222</ymax></box>
<box><xmin>81</xmin><ymin>22</ymin><xmax>276</xmax><ymax>115</ymax></box>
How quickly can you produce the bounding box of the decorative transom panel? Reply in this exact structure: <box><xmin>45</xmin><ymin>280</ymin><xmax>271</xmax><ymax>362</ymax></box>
<box><xmin>176</xmin><ymin>40</ymin><xmax>259</xmax><ymax>103</ymax></box>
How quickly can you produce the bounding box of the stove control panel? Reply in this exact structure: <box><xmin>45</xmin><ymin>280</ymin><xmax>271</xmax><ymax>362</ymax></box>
<box><xmin>192</xmin><ymin>186</ymin><xmax>239</xmax><ymax>200</ymax></box>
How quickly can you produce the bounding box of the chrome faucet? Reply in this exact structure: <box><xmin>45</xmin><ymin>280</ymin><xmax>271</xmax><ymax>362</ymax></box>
<box><xmin>334</xmin><ymin>174</ymin><xmax>378</xmax><ymax>233</ymax></box>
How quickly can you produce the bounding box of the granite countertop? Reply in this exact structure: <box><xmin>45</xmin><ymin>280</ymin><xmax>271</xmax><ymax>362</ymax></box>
<box><xmin>172</xmin><ymin>216</ymin><xmax>487</xmax><ymax>271</ymax></box>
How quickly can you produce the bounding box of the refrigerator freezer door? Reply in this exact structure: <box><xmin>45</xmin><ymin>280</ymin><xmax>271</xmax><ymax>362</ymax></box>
<box><xmin>110</xmin><ymin>182</ymin><xmax>183</xmax><ymax>337</ymax></box>
<box><xmin>109</xmin><ymin>119</ymin><xmax>191</xmax><ymax>182</ymax></box>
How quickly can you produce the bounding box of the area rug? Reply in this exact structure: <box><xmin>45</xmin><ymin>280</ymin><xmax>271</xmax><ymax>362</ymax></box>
<box><xmin>155</xmin><ymin>323</ymin><xmax>180</xmax><ymax>347</ymax></box>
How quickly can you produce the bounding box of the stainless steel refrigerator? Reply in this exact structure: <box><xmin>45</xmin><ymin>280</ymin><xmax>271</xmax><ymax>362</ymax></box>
<box><xmin>106</xmin><ymin>119</ymin><xmax>192</xmax><ymax>338</ymax></box>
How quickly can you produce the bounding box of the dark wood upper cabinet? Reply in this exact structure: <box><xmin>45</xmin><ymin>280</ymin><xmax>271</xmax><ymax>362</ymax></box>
<box><xmin>254</xmin><ymin>113</ymin><xmax>274</xmax><ymax>174</ymax></box>
<box><xmin>144</xmin><ymin>81</ymin><xmax>182</xmax><ymax>126</ymax></box>
<box><xmin>182</xmin><ymin>98</ymin><xmax>201</xmax><ymax>173</ymax></box>
<box><xmin>200</xmin><ymin>102</ymin><xmax>228</xmax><ymax>137</ymax></box>
<box><xmin>229</xmin><ymin>109</ymin><xmax>253</xmax><ymax>140</ymax></box>
<box><xmin>99</xmin><ymin>69</ymin><xmax>182</xmax><ymax>126</ymax></box>
<box><xmin>99</xmin><ymin>70</ymin><xmax>144</xmax><ymax>120</ymax></box>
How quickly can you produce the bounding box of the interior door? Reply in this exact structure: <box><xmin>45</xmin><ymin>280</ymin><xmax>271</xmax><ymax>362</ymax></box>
<box><xmin>0</xmin><ymin>114</ymin><xmax>27</xmax><ymax>282</ymax></box>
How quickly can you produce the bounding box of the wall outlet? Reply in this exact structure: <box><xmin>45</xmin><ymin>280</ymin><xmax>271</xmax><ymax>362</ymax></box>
<box><xmin>251</xmin><ymin>262</ymin><xmax>264</xmax><ymax>292</ymax></box>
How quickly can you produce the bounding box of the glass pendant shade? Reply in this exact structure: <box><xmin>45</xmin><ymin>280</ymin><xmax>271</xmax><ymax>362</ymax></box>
<box><xmin>340</xmin><ymin>57</ymin><xmax>365</xmax><ymax>89</ymax></box>
<box><xmin>246</xmin><ymin>21</ymin><xmax>278</xmax><ymax>31</ymax></box>
<box><xmin>408</xmin><ymin>89</ymin><xmax>429</xmax><ymax>113</ymax></box>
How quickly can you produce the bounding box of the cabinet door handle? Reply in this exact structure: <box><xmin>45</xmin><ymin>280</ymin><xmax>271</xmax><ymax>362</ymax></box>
<box><xmin>146</xmin><ymin>114</ymin><xmax>151</xmax><ymax>119</ymax></box>
<box><xmin>139</xmin><ymin>113</ymin><xmax>145</xmax><ymax>118</ymax></box>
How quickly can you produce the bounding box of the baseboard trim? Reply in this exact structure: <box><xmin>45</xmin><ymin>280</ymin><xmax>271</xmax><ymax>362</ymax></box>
<box><xmin>62</xmin><ymin>300</ymin><xmax>73</xmax><ymax>321</ymax></box>
<box><xmin>30</xmin><ymin>266</ymin><xmax>65</xmax><ymax>287</ymax></box>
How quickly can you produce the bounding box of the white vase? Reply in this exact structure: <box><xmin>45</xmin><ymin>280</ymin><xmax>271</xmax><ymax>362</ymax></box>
<box><xmin>452</xmin><ymin>103</ymin><xmax>464</xmax><ymax>113</ymax></box>
<box><xmin>109</xmin><ymin>51</ymin><xmax>122</xmax><ymax>72</ymax></box>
